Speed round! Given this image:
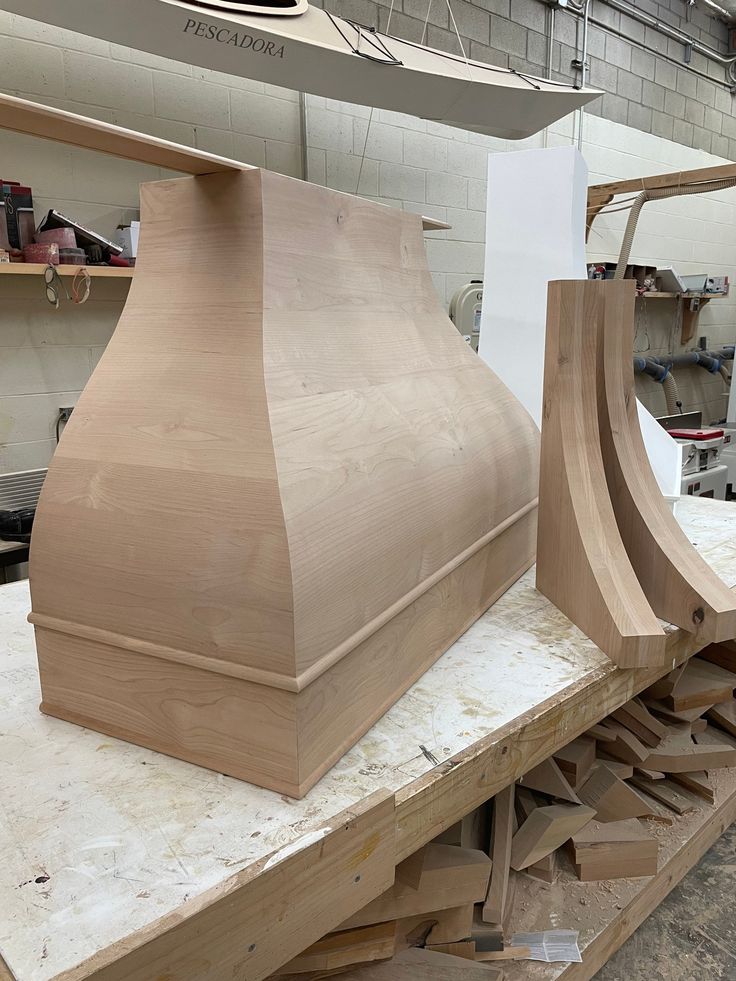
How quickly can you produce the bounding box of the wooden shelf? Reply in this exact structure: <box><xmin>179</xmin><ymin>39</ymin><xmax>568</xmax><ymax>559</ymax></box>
<box><xmin>636</xmin><ymin>291</ymin><xmax>725</xmax><ymax>300</ymax></box>
<box><xmin>0</xmin><ymin>263</ymin><xmax>133</xmax><ymax>278</ymax></box>
<box><xmin>636</xmin><ymin>290</ymin><xmax>726</xmax><ymax>344</ymax></box>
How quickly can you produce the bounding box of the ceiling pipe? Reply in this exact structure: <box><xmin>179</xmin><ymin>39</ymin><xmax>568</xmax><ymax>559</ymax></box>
<box><xmin>598</xmin><ymin>0</ymin><xmax>736</xmax><ymax>87</ymax></box>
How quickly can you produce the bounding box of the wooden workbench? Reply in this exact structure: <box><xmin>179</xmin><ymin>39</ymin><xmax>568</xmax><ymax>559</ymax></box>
<box><xmin>2</xmin><ymin>496</ymin><xmax>735</xmax><ymax>981</ymax></box>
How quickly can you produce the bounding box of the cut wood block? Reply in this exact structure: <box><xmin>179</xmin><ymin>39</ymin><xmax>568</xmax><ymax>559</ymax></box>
<box><xmin>586</xmin><ymin>723</ymin><xmax>617</xmax><ymax>743</ymax></box>
<box><xmin>279</xmin><ymin>921</ymin><xmax>396</xmax><ymax>975</ymax></box>
<box><xmin>395</xmin><ymin>905</ymin><xmax>474</xmax><ymax>949</ymax></box>
<box><xmin>643</xmin><ymin>733</ymin><xmax>736</xmax><ymax>773</ymax></box>
<box><xmin>341</xmin><ymin>845</ymin><xmax>491</xmax><ymax>930</ymax></box>
<box><xmin>643</xmin><ymin>699</ymin><xmax>710</xmax><ymax>725</ymax></box>
<box><xmin>611</xmin><ymin>699</ymin><xmax>667</xmax><ymax>747</ymax></box>
<box><xmin>577</xmin><ymin>765</ymin><xmax>656</xmax><ymax>822</ymax></box>
<box><xmin>471</xmin><ymin>912</ymin><xmax>505</xmax><ymax>953</ymax></box>
<box><xmin>699</xmin><ymin>641</ymin><xmax>736</xmax><ymax>674</ymax></box>
<box><xmin>525</xmin><ymin>850</ymin><xmax>556</xmax><ymax>883</ymax></box>
<box><xmin>668</xmin><ymin>658</ymin><xmax>736</xmax><ymax>711</ymax></box>
<box><xmin>510</xmin><ymin>803</ymin><xmax>596</xmax><ymax>870</ymax></box>
<box><xmin>635</xmin><ymin>768</ymin><xmax>665</xmax><ymax>780</ymax></box>
<box><xmin>691</xmin><ymin>718</ymin><xmax>707</xmax><ymax>734</ymax></box>
<box><xmin>394</xmin><ymin>848</ymin><xmax>426</xmax><ymax>890</ymax></box>
<box><xmin>598</xmin><ymin>722</ymin><xmax>650</xmax><ymax>765</ymax></box>
<box><xmin>425</xmin><ymin>941</ymin><xmax>476</xmax><ymax>960</ymax></box>
<box><xmin>629</xmin><ymin>776</ymin><xmax>698</xmax><ymax>815</ymax></box>
<box><xmin>669</xmin><ymin>771</ymin><xmax>715</xmax><ymax>805</ymax></box>
<box><xmin>335</xmin><ymin>946</ymin><xmax>504</xmax><ymax>980</ymax></box>
<box><xmin>695</xmin><ymin>724</ymin><xmax>736</xmax><ymax>748</ymax></box>
<box><xmin>459</xmin><ymin>805</ymin><xmax>491</xmax><ymax>851</ymax></box>
<box><xmin>536</xmin><ymin>280</ymin><xmax>667</xmax><ymax>669</ymax></box>
<box><xmin>644</xmin><ymin>663</ymin><xmax>686</xmax><ymax>701</ymax></box>
<box><xmin>553</xmin><ymin>737</ymin><xmax>596</xmax><ymax>787</ymax></box>
<box><xmin>476</xmin><ymin>945</ymin><xmax>532</xmax><ymax>961</ymax></box>
<box><xmin>707</xmin><ymin>699</ymin><xmax>736</xmax><ymax>738</ymax></box>
<box><xmin>571</xmin><ymin>817</ymin><xmax>658</xmax><ymax>880</ymax></box>
<box><xmin>517</xmin><ymin>758</ymin><xmax>580</xmax><ymax>803</ymax></box>
<box><xmin>595</xmin><ymin>758</ymin><xmax>634</xmax><ymax>779</ymax></box>
<box><xmin>482</xmin><ymin>784</ymin><xmax>514</xmax><ymax>924</ymax></box>
<box><xmin>576</xmin><ymin>853</ymin><xmax>658</xmax><ymax>881</ymax></box>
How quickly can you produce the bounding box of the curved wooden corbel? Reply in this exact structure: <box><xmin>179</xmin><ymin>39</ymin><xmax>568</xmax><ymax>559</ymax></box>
<box><xmin>537</xmin><ymin>280</ymin><xmax>668</xmax><ymax>668</ymax></box>
<box><xmin>597</xmin><ymin>279</ymin><xmax>736</xmax><ymax>643</ymax></box>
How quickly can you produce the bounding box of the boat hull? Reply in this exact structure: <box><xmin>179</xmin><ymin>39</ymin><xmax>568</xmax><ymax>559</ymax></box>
<box><xmin>0</xmin><ymin>0</ymin><xmax>600</xmax><ymax>139</ymax></box>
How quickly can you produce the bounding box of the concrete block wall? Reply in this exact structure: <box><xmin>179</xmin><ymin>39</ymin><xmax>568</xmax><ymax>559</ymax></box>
<box><xmin>312</xmin><ymin>0</ymin><xmax>736</xmax><ymax>152</ymax></box>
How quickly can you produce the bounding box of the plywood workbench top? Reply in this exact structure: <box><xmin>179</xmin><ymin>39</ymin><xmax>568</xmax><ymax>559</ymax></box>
<box><xmin>2</xmin><ymin>496</ymin><xmax>736</xmax><ymax>981</ymax></box>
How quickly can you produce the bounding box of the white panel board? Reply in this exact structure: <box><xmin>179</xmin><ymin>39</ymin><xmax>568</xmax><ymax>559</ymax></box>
<box><xmin>478</xmin><ymin>144</ymin><xmax>681</xmax><ymax>496</ymax></box>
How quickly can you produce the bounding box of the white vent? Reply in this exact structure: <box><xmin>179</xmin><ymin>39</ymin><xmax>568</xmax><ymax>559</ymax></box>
<box><xmin>0</xmin><ymin>468</ymin><xmax>47</xmax><ymax>511</ymax></box>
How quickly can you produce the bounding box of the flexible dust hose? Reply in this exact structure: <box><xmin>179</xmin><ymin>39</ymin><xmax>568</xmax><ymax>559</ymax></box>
<box><xmin>615</xmin><ymin>177</ymin><xmax>736</xmax><ymax>278</ymax></box>
<box><xmin>662</xmin><ymin>373</ymin><xmax>681</xmax><ymax>415</ymax></box>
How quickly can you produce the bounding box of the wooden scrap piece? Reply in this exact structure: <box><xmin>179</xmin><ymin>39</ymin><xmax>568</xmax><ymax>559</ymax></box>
<box><xmin>699</xmin><ymin>641</ymin><xmax>736</xmax><ymax>674</ymax></box>
<box><xmin>278</xmin><ymin>921</ymin><xmax>396</xmax><ymax>975</ymax></box>
<box><xmin>335</xmin><ymin>946</ymin><xmax>505</xmax><ymax>979</ymax></box>
<box><xmin>694</xmin><ymin>725</ymin><xmax>736</xmax><ymax>748</ymax></box>
<box><xmin>517</xmin><ymin>758</ymin><xmax>580</xmax><ymax>803</ymax></box>
<box><xmin>595</xmin><ymin>758</ymin><xmax>634</xmax><ymax>779</ymax></box>
<box><xmin>571</xmin><ymin>818</ymin><xmax>658</xmax><ymax>881</ymax></box>
<box><xmin>340</xmin><ymin>845</ymin><xmax>491</xmax><ymax>930</ymax></box>
<box><xmin>536</xmin><ymin>279</ymin><xmax>667</xmax><ymax>669</ymax></box>
<box><xmin>611</xmin><ymin>698</ymin><xmax>667</xmax><ymax>747</ymax></box>
<box><xmin>598</xmin><ymin>721</ymin><xmax>650</xmax><ymax>765</ymax></box>
<box><xmin>525</xmin><ymin>850</ymin><xmax>556</xmax><ymax>883</ymax></box>
<box><xmin>586</xmin><ymin>722</ymin><xmax>617</xmax><ymax>743</ymax></box>
<box><xmin>644</xmin><ymin>663</ymin><xmax>686</xmax><ymax>701</ymax></box>
<box><xmin>577</xmin><ymin>764</ymin><xmax>656</xmax><ymax>822</ymax></box>
<box><xmin>669</xmin><ymin>771</ymin><xmax>715</xmax><ymax>804</ymax></box>
<box><xmin>482</xmin><ymin>785</ymin><xmax>514</xmax><ymax>924</ymax></box>
<box><xmin>476</xmin><ymin>945</ymin><xmax>531</xmax><ymax>961</ymax></box>
<box><xmin>395</xmin><ymin>905</ymin><xmax>474</xmax><ymax>950</ymax></box>
<box><xmin>667</xmin><ymin>658</ymin><xmax>736</xmax><ymax>711</ymax></box>
<box><xmin>425</xmin><ymin>941</ymin><xmax>476</xmax><ymax>959</ymax></box>
<box><xmin>707</xmin><ymin>699</ymin><xmax>736</xmax><ymax>738</ymax></box>
<box><xmin>510</xmin><ymin>803</ymin><xmax>595</xmax><ymax>870</ymax></box>
<box><xmin>643</xmin><ymin>732</ymin><xmax>736</xmax><ymax>773</ymax></box>
<box><xmin>553</xmin><ymin>737</ymin><xmax>596</xmax><ymax>787</ymax></box>
<box><xmin>643</xmin><ymin>699</ymin><xmax>712</xmax><ymax>725</ymax></box>
<box><xmin>629</xmin><ymin>776</ymin><xmax>698</xmax><ymax>815</ymax></box>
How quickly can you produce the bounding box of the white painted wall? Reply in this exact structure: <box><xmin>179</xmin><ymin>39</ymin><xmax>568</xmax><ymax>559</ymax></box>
<box><xmin>0</xmin><ymin>10</ymin><xmax>735</xmax><ymax>472</ymax></box>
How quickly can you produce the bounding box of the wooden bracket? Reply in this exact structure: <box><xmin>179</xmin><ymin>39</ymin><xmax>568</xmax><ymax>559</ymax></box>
<box><xmin>597</xmin><ymin>279</ymin><xmax>736</xmax><ymax>644</ymax></box>
<box><xmin>536</xmin><ymin>280</ymin><xmax>668</xmax><ymax>668</ymax></box>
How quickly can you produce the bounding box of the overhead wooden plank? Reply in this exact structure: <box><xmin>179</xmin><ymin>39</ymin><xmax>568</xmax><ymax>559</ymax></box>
<box><xmin>536</xmin><ymin>280</ymin><xmax>667</xmax><ymax>669</ymax></box>
<box><xmin>518</xmin><ymin>758</ymin><xmax>580</xmax><ymax>803</ymax></box>
<box><xmin>510</xmin><ymin>804</ymin><xmax>595</xmax><ymax>870</ymax></box>
<box><xmin>65</xmin><ymin>791</ymin><xmax>395</xmax><ymax>981</ymax></box>
<box><xmin>340</xmin><ymin>845</ymin><xmax>491</xmax><ymax>930</ymax></box>
<box><xmin>0</xmin><ymin>91</ymin><xmax>247</xmax><ymax>175</ymax></box>
<box><xmin>668</xmin><ymin>658</ymin><xmax>736</xmax><ymax>711</ymax></box>
<box><xmin>482</xmin><ymin>785</ymin><xmax>514</xmax><ymax>924</ymax></box>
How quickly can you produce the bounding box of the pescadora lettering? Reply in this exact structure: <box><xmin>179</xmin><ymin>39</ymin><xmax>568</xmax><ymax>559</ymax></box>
<box><xmin>183</xmin><ymin>18</ymin><xmax>285</xmax><ymax>57</ymax></box>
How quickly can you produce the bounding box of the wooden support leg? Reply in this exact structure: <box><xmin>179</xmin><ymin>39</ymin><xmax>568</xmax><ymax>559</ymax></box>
<box><xmin>597</xmin><ymin>279</ymin><xmax>736</xmax><ymax>644</ymax></box>
<box><xmin>536</xmin><ymin>280</ymin><xmax>667</xmax><ymax>668</ymax></box>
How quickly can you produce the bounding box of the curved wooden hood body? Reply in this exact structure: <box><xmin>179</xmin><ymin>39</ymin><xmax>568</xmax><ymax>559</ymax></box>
<box><xmin>29</xmin><ymin>170</ymin><xmax>539</xmax><ymax>796</ymax></box>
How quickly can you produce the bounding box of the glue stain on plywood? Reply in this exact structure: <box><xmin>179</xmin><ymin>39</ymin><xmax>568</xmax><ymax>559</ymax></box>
<box><xmin>348</xmin><ymin>831</ymin><xmax>381</xmax><ymax>869</ymax></box>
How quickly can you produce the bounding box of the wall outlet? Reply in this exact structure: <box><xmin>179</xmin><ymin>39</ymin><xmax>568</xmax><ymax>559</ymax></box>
<box><xmin>58</xmin><ymin>406</ymin><xmax>75</xmax><ymax>423</ymax></box>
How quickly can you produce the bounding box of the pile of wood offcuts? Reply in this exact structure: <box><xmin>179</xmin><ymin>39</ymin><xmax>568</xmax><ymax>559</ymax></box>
<box><xmin>270</xmin><ymin>644</ymin><xmax>736</xmax><ymax>979</ymax></box>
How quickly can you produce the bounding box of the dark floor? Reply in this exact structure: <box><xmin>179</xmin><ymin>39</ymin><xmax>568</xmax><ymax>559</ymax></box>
<box><xmin>593</xmin><ymin>822</ymin><xmax>736</xmax><ymax>981</ymax></box>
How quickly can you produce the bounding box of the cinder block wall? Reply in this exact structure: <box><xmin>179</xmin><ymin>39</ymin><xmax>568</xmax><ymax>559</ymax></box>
<box><xmin>0</xmin><ymin>7</ymin><xmax>735</xmax><ymax>471</ymax></box>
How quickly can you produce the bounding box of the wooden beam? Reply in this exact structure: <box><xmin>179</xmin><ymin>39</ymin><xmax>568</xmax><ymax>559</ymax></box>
<box><xmin>536</xmin><ymin>280</ymin><xmax>667</xmax><ymax>669</ymax></box>
<box><xmin>0</xmin><ymin>91</ymin><xmax>246</xmax><ymax>175</ymax></box>
<box><xmin>68</xmin><ymin>792</ymin><xmax>395</xmax><ymax>981</ymax></box>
